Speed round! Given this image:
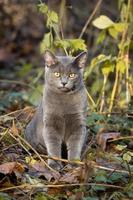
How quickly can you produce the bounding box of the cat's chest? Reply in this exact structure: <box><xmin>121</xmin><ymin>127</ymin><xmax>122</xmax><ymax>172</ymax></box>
<box><xmin>43</xmin><ymin>90</ymin><xmax>87</xmax><ymax>115</ymax></box>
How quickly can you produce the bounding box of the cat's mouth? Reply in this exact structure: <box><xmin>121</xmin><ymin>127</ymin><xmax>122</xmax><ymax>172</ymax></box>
<box><xmin>59</xmin><ymin>86</ymin><xmax>70</xmax><ymax>92</ymax></box>
<box><xmin>58</xmin><ymin>85</ymin><xmax>76</xmax><ymax>93</ymax></box>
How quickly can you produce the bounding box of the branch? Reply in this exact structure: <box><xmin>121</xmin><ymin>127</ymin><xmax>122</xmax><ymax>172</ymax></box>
<box><xmin>79</xmin><ymin>0</ymin><xmax>103</xmax><ymax>38</ymax></box>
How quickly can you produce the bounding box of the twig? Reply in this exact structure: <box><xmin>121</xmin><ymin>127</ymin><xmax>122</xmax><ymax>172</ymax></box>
<box><xmin>0</xmin><ymin>182</ymin><xmax>124</xmax><ymax>192</ymax></box>
<box><xmin>40</xmin><ymin>155</ymin><xmax>131</xmax><ymax>175</ymax></box>
<box><xmin>0</xmin><ymin>129</ymin><xmax>9</xmax><ymax>142</ymax></box>
<box><xmin>0</xmin><ymin>107</ymin><xmax>35</xmax><ymax>120</ymax></box>
<box><xmin>94</xmin><ymin>163</ymin><xmax>131</xmax><ymax>175</ymax></box>
<box><xmin>9</xmin><ymin>132</ymin><xmax>32</xmax><ymax>157</ymax></box>
<box><xmin>85</xmin><ymin>88</ymin><xmax>96</xmax><ymax>108</ymax></box>
<box><xmin>9</xmin><ymin>127</ymin><xmax>132</xmax><ymax>175</ymax></box>
<box><xmin>8</xmin><ymin>128</ymin><xmax>130</xmax><ymax>175</ymax></box>
<box><xmin>8</xmin><ymin>131</ymin><xmax>57</xmax><ymax>173</ymax></box>
<box><xmin>108</xmin><ymin>136</ymin><xmax>133</xmax><ymax>143</ymax></box>
<box><xmin>59</xmin><ymin>0</ymin><xmax>66</xmax><ymax>39</ymax></box>
<box><xmin>79</xmin><ymin>0</ymin><xmax>103</xmax><ymax>38</ymax></box>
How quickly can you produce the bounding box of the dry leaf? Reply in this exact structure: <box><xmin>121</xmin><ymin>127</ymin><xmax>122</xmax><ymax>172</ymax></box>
<box><xmin>59</xmin><ymin>167</ymin><xmax>81</xmax><ymax>183</ymax></box>
<box><xmin>10</xmin><ymin>120</ymin><xmax>19</xmax><ymax>136</ymax></box>
<box><xmin>96</xmin><ymin>130</ymin><xmax>120</xmax><ymax>150</ymax></box>
<box><xmin>48</xmin><ymin>187</ymin><xmax>62</xmax><ymax>196</ymax></box>
<box><xmin>0</xmin><ymin>162</ymin><xmax>24</xmax><ymax>175</ymax></box>
<box><xmin>31</xmin><ymin>161</ymin><xmax>60</xmax><ymax>181</ymax></box>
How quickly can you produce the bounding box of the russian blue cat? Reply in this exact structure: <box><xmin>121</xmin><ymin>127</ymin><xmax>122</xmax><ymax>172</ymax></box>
<box><xmin>25</xmin><ymin>50</ymin><xmax>88</xmax><ymax>169</ymax></box>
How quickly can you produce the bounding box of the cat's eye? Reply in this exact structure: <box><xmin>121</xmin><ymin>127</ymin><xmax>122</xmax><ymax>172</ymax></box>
<box><xmin>69</xmin><ymin>73</ymin><xmax>76</xmax><ymax>78</ymax></box>
<box><xmin>54</xmin><ymin>72</ymin><xmax>60</xmax><ymax>77</ymax></box>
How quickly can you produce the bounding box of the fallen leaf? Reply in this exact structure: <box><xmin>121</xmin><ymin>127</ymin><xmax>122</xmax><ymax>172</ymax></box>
<box><xmin>59</xmin><ymin>167</ymin><xmax>81</xmax><ymax>183</ymax></box>
<box><xmin>29</xmin><ymin>161</ymin><xmax>60</xmax><ymax>181</ymax></box>
<box><xmin>96</xmin><ymin>130</ymin><xmax>120</xmax><ymax>150</ymax></box>
<box><xmin>48</xmin><ymin>187</ymin><xmax>62</xmax><ymax>196</ymax></box>
<box><xmin>0</xmin><ymin>162</ymin><xmax>24</xmax><ymax>175</ymax></box>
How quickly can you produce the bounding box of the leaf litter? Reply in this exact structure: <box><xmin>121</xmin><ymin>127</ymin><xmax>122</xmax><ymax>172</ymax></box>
<box><xmin>0</xmin><ymin>108</ymin><xmax>133</xmax><ymax>199</ymax></box>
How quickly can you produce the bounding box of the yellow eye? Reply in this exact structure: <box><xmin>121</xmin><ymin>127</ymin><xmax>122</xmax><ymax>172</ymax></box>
<box><xmin>69</xmin><ymin>73</ymin><xmax>76</xmax><ymax>78</ymax></box>
<box><xmin>54</xmin><ymin>72</ymin><xmax>60</xmax><ymax>77</ymax></box>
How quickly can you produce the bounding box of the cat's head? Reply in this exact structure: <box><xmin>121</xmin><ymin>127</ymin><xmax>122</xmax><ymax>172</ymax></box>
<box><xmin>43</xmin><ymin>50</ymin><xmax>87</xmax><ymax>93</ymax></box>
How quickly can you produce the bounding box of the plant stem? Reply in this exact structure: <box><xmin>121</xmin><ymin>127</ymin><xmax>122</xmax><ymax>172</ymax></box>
<box><xmin>79</xmin><ymin>0</ymin><xmax>103</xmax><ymax>38</ymax></box>
<box><xmin>100</xmin><ymin>74</ymin><xmax>107</xmax><ymax>113</ymax></box>
<box><xmin>108</xmin><ymin>69</ymin><xmax>119</xmax><ymax>113</ymax></box>
<box><xmin>125</xmin><ymin>53</ymin><xmax>129</xmax><ymax>103</ymax></box>
<box><xmin>108</xmin><ymin>0</ymin><xmax>131</xmax><ymax>112</ymax></box>
<box><xmin>85</xmin><ymin>88</ymin><xmax>96</xmax><ymax>109</ymax></box>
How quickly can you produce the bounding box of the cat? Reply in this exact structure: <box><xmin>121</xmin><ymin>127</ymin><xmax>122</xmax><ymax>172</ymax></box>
<box><xmin>25</xmin><ymin>50</ymin><xmax>88</xmax><ymax>170</ymax></box>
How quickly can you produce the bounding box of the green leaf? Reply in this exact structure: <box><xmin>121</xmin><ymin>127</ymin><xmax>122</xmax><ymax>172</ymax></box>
<box><xmin>54</xmin><ymin>39</ymin><xmax>70</xmax><ymax>49</ymax></box>
<box><xmin>129</xmin><ymin>151</ymin><xmax>133</xmax><ymax>156</ymax></box>
<box><xmin>115</xmin><ymin>144</ymin><xmax>127</xmax><ymax>151</ymax></box>
<box><xmin>109</xmin><ymin>172</ymin><xmax>124</xmax><ymax>182</ymax></box>
<box><xmin>92</xmin><ymin>15</ymin><xmax>114</xmax><ymax>29</ymax></box>
<box><xmin>123</xmin><ymin>152</ymin><xmax>132</xmax><ymax>162</ymax></box>
<box><xmin>40</xmin><ymin>32</ymin><xmax>53</xmax><ymax>53</ymax></box>
<box><xmin>102</xmin><ymin>62</ymin><xmax>115</xmax><ymax>75</ymax></box>
<box><xmin>38</xmin><ymin>3</ymin><xmax>48</xmax><ymax>14</ymax></box>
<box><xmin>95</xmin><ymin>174</ymin><xmax>107</xmax><ymax>183</ymax></box>
<box><xmin>55</xmin><ymin>39</ymin><xmax>87</xmax><ymax>53</ymax></box>
<box><xmin>114</xmin><ymin>23</ymin><xmax>128</xmax><ymax>32</ymax></box>
<box><xmin>96</xmin><ymin>30</ymin><xmax>106</xmax><ymax>44</ymax></box>
<box><xmin>34</xmin><ymin>193</ymin><xmax>48</xmax><ymax>200</ymax></box>
<box><xmin>47</xmin><ymin>11</ymin><xmax>58</xmax><ymax>27</ymax></box>
<box><xmin>108</xmin><ymin>27</ymin><xmax>118</xmax><ymax>39</ymax></box>
<box><xmin>92</xmin><ymin>185</ymin><xmax>106</xmax><ymax>191</ymax></box>
<box><xmin>18</xmin><ymin>63</ymin><xmax>32</xmax><ymax>77</ymax></box>
<box><xmin>116</xmin><ymin>60</ymin><xmax>126</xmax><ymax>73</ymax></box>
<box><xmin>83</xmin><ymin>197</ymin><xmax>99</xmax><ymax>200</ymax></box>
<box><xmin>69</xmin><ymin>39</ymin><xmax>87</xmax><ymax>52</ymax></box>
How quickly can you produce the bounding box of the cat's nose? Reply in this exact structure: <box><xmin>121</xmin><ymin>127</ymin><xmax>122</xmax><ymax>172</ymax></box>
<box><xmin>62</xmin><ymin>82</ymin><xmax>67</xmax><ymax>86</ymax></box>
<box><xmin>61</xmin><ymin>77</ymin><xmax>67</xmax><ymax>86</ymax></box>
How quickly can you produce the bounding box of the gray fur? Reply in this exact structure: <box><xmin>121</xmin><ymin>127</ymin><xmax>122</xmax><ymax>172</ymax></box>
<box><xmin>25</xmin><ymin>51</ymin><xmax>88</xmax><ymax>169</ymax></box>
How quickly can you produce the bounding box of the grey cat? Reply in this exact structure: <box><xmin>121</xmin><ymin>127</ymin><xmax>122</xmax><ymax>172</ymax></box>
<box><xmin>25</xmin><ymin>50</ymin><xmax>88</xmax><ymax>169</ymax></box>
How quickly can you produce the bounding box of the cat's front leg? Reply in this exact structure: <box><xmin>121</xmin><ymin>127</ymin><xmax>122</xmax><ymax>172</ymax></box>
<box><xmin>43</xmin><ymin>114</ymin><xmax>64</xmax><ymax>170</ymax></box>
<box><xmin>43</xmin><ymin>126</ymin><xmax>62</xmax><ymax>170</ymax></box>
<box><xmin>66</xmin><ymin>125</ymin><xmax>86</xmax><ymax>162</ymax></box>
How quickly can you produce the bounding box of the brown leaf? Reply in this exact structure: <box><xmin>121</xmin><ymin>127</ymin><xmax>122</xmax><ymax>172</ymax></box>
<box><xmin>0</xmin><ymin>162</ymin><xmax>24</xmax><ymax>175</ymax></box>
<box><xmin>48</xmin><ymin>187</ymin><xmax>62</xmax><ymax>196</ymax></box>
<box><xmin>31</xmin><ymin>161</ymin><xmax>60</xmax><ymax>181</ymax></box>
<box><xmin>59</xmin><ymin>167</ymin><xmax>81</xmax><ymax>183</ymax></box>
<box><xmin>96</xmin><ymin>130</ymin><xmax>120</xmax><ymax>150</ymax></box>
<box><xmin>16</xmin><ymin>106</ymin><xmax>35</xmax><ymax>122</ymax></box>
<box><xmin>10</xmin><ymin>120</ymin><xmax>19</xmax><ymax>136</ymax></box>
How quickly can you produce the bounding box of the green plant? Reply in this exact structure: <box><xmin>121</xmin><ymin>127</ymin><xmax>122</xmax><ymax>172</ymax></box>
<box><xmin>38</xmin><ymin>3</ymin><xmax>87</xmax><ymax>55</ymax></box>
<box><xmin>89</xmin><ymin>0</ymin><xmax>133</xmax><ymax>113</ymax></box>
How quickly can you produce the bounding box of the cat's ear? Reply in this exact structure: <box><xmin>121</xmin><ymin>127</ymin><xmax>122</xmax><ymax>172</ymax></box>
<box><xmin>73</xmin><ymin>51</ymin><xmax>87</xmax><ymax>68</ymax></box>
<box><xmin>43</xmin><ymin>50</ymin><xmax>57</xmax><ymax>67</ymax></box>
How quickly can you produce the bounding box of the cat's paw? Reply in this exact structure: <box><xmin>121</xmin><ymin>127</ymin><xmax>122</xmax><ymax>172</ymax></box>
<box><xmin>66</xmin><ymin>163</ymin><xmax>79</xmax><ymax>170</ymax></box>
<box><xmin>65</xmin><ymin>159</ymin><xmax>81</xmax><ymax>170</ymax></box>
<box><xmin>48</xmin><ymin>160</ymin><xmax>63</xmax><ymax>170</ymax></box>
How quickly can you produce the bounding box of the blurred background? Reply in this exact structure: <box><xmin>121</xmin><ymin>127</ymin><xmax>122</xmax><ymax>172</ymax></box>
<box><xmin>0</xmin><ymin>0</ymin><xmax>132</xmax><ymax>114</ymax></box>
